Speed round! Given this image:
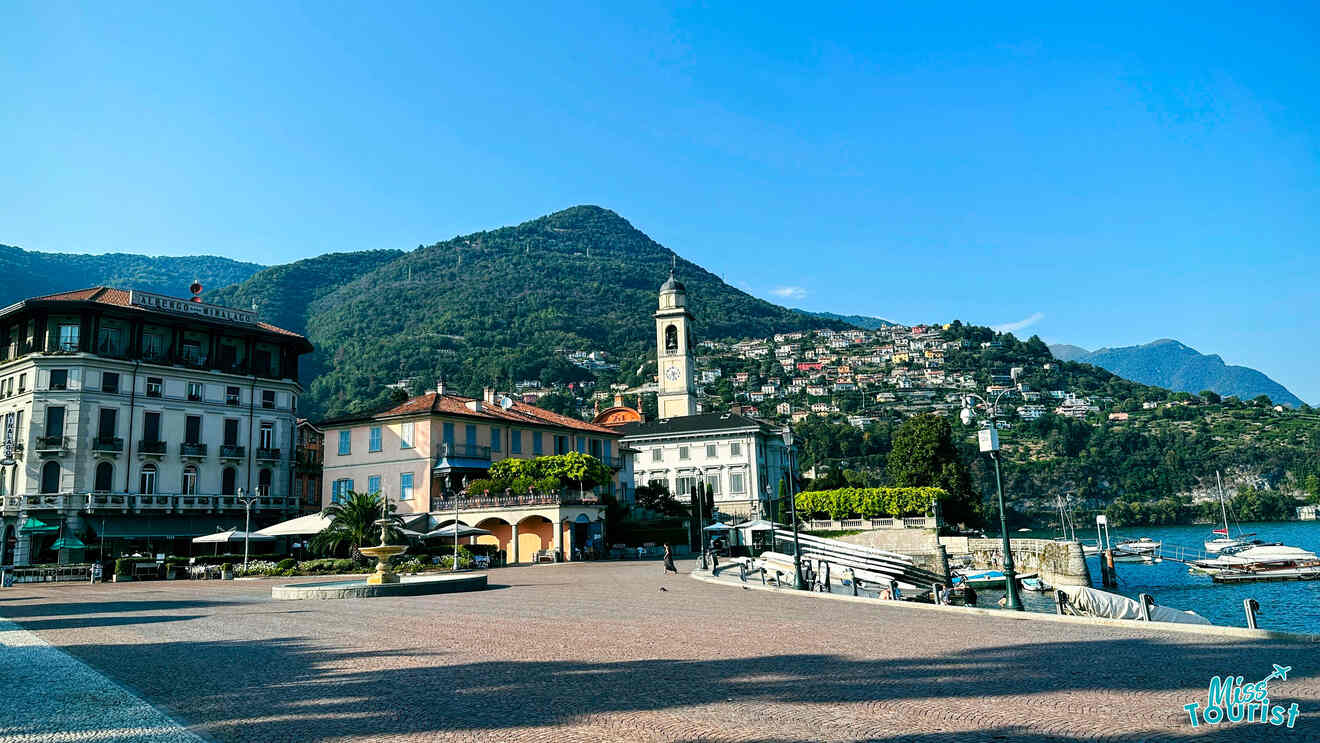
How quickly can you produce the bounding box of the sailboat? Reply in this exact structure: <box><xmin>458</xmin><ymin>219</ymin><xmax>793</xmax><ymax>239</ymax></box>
<box><xmin>1204</xmin><ymin>471</ymin><xmax>1255</xmax><ymax>553</ymax></box>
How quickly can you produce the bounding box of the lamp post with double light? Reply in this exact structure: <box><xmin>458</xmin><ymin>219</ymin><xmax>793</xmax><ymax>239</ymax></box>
<box><xmin>782</xmin><ymin>428</ymin><xmax>804</xmax><ymax>590</ymax></box>
<box><xmin>960</xmin><ymin>390</ymin><xmax>1022</xmax><ymax>611</ymax></box>
<box><xmin>237</xmin><ymin>488</ymin><xmax>259</xmax><ymax>575</ymax></box>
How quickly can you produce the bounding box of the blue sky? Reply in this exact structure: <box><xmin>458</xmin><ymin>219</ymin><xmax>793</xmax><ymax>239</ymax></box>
<box><xmin>2</xmin><ymin>2</ymin><xmax>1317</xmax><ymax>402</ymax></box>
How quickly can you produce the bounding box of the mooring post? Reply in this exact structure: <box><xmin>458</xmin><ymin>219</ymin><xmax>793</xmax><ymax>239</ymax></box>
<box><xmin>1137</xmin><ymin>593</ymin><xmax>1153</xmax><ymax>621</ymax></box>
<box><xmin>888</xmin><ymin>579</ymin><xmax>899</xmax><ymax>600</ymax></box>
<box><xmin>935</xmin><ymin>543</ymin><xmax>952</xmax><ymax>589</ymax></box>
<box><xmin>1244</xmin><ymin>598</ymin><xmax>1260</xmax><ymax>629</ymax></box>
<box><xmin>1101</xmin><ymin>549</ymin><xmax>1118</xmax><ymax>589</ymax></box>
<box><xmin>1054</xmin><ymin>589</ymin><xmax>1068</xmax><ymax>615</ymax></box>
<box><xmin>820</xmin><ymin>560</ymin><xmax>830</xmax><ymax>592</ymax></box>
<box><xmin>850</xmin><ymin>570</ymin><xmax>859</xmax><ymax>596</ymax></box>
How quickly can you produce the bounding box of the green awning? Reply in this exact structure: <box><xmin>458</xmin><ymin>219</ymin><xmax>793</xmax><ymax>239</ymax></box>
<box><xmin>18</xmin><ymin>517</ymin><xmax>59</xmax><ymax>534</ymax></box>
<box><xmin>52</xmin><ymin>535</ymin><xmax>88</xmax><ymax>550</ymax></box>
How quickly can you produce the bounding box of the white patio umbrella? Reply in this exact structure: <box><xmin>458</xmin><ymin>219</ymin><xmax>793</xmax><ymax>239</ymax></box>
<box><xmin>253</xmin><ymin>512</ymin><xmax>334</xmax><ymax>537</ymax></box>
<box><xmin>193</xmin><ymin>529</ymin><xmax>275</xmax><ymax>543</ymax></box>
<box><xmin>703</xmin><ymin>522</ymin><xmax>735</xmax><ymax>531</ymax></box>
<box><xmin>424</xmin><ymin>524</ymin><xmax>493</xmax><ymax>539</ymax></box>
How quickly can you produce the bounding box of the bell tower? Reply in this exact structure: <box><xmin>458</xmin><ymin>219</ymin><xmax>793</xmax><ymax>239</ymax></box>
<box><xmin>655</xmin><ymin>257</ymin><xmax>697</xmax><ymax>418</ymax></box>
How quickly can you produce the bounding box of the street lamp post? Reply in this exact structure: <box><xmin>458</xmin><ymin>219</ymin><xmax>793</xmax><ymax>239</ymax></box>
<box><xmin>783</xmin><ymin>428</ymin><xmax>803</xmax><ymax>590</ymax></box>
<box><xmin>237</xmin><ymin>488</ymin><xmax>258</xmax><ymax>575</ymax></box>
<box><xmin>961</xmin><ymin>392</ymin><xmax>1023</xmax><ymax>611</ymax></box>
<box><xmin>695</xmin><ymin>484</ymin><xmax>708</xmax><ymax>570</ymax></box>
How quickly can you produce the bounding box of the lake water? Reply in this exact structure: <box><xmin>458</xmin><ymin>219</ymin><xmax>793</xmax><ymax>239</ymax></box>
<box><xmin>973</xmin><ymin>521</ymin><xmax>1320</xmax><ymax>634</ymax></box>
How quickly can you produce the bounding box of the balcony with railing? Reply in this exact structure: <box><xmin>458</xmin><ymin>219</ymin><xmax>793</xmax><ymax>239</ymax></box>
<box><xmin>219</xmin><ymin>444</ymin><xmax>245</xmax><ymax>460</ymax></box>
<box><xmin>180</xmin><ymin>442</ymin><xmax>208</xmax><ymax>458</ymax></box>
<box><xmin>255</xmin><ymin>447</ymin><xmax>281</xmax><ymax>461</ymax></box>
<box><xmin>85</xmin><ymin>492</ymin><xmax>299</xmax><ymax>513</ymax></box>
<box><xmin>92</xmin><ymin>436</ymin><xmax>124</xmax><ymax>454</ymax></box>
<box><xmin>35</xmin><ymin>435</ymin><xmax>67</xmax><ymax>453</ymax></box>
<box><xmin>138</xmin><ymin>439</ymin><xmax>167</xmax><ymax>455</ymax></box>
<box><xmin>433</xmin><ymin>443</ymin><xmax>493</xmax><ymax>468</ymax></box>
<box><xmin>429</xmin><ymin>489</ymin><xmax>601</xmax><ymax>512</ymax></box>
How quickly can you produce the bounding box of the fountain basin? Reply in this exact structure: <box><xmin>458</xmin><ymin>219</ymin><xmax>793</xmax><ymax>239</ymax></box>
<box><xmin>272</xmin><ymin>572</ymin><xmax>487</xmax><ymax>600</ymax></box>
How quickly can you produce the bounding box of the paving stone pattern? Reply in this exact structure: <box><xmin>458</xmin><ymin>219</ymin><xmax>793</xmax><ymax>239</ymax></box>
<box><xmin>1</xmin><ymin>560</ymin><xmax>1318</xmax><ymax>742</ymax></box>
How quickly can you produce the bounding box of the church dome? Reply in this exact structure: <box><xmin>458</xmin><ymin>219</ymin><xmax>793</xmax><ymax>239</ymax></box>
<box><xmin>659</xmin><ymin>275</ymin><xmax>686</xmax><ymax>293</ymax></box>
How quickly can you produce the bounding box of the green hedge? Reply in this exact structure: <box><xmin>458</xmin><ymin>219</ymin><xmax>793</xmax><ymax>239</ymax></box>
<box><xmin>794</xmin><ymin>486</ymin><xmax>948</xmax><ymax>520</ymax></box>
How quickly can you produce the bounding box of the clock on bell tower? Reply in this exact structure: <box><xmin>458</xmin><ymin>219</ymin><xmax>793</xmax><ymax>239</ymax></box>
<box><xmin>655</xmin><ymin>259</ymin><xmax>697</xmax><ymax>418</ymax></box>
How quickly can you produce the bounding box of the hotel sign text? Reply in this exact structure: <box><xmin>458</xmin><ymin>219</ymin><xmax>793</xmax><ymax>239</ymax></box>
<box><xmin>128</xmin><ymin>291</ymin><xmax>257</xmax><ymax>325</ymax></box>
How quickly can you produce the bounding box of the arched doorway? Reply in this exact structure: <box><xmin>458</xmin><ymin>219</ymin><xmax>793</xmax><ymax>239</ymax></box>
<box><xmin>474</xmin><ymin>517</ymin><xmax>512</xmax><ymax>565</ymax></box>
<box><xmin>94</xmin><ymin>462</ymin><xmax>114</xmax><ymax>493</ymax></box>
<box><xmin>40</xmin><ymin>461</ymin><xmax>60</xmax><ymax>494</ymax></box>
<box><xmin>517</xmin><ymin>515</ymin><xmax>553</xmax><ymax>563</ymax></box>
<box><xmin>2</xmin><ymin>524</ymin><xmax>14</xmax><ymax>565</ymax></box>
<box><xmin>258</xmin><ymin>468</ymin><xmax>273</xmax><ymax>496</ymax></box>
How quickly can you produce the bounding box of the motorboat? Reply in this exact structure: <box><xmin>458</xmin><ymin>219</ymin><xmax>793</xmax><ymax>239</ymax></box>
<box><xmin>1191</xmin><ymin>542</ymin><xmax>1319</xmax><ymax>579</ymax></box>
<box><xmin>1021</xmin><ymin>576</ymin><xmax>1052</xmax><ymax>592</ymax></box>
<box><xmin>951</xmin><ymin>569</ymin><xmax>1007</xmax><ymax>589</ymax></box>
<box><xmin>1113</xmin><ymin>537</ymin><xmax>1162</xmax><ymax>562</ymax></box>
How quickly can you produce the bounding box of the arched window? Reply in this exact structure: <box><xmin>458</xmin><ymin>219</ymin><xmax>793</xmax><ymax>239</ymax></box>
<box><xmin>182</xmin><ymin>465</ymin><xmax>198</xmax><ymax>495</ymax></box>
<box><xmin>258</xmin><ymin>468</ymin><xmax>273</xmax><ymax>497</ymax></box>
<box><xmin>664</xmin><ymin>324</ymin><xmax>678</xmax><ymax>353</ymax></box>
<box><xmin>40</xmin><ymin>461</ymin><xmax>60</xmax><ymax>494</ymax></box>
<box><xmin>139</xmin><ymin>464</ymin><xmax>157</xmax><ymax>495</ymax></box>
<box><xmin>94</xmin><ymin>462</ymin><xmax>114</xmax><ymax>493</ymax></box>
<box><xmin>222</xmin><ymin>467</ymin><xmax>237</xmax><ymax>496</ymax></box>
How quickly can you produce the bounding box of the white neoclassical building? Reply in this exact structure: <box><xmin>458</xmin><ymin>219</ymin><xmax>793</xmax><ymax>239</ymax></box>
<box><xmin>0</xmin><ymin>286</ymin><xmax>312</xmax><ymax>566</ymax></box>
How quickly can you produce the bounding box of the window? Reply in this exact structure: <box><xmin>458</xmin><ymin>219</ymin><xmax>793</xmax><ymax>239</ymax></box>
<box><xmin>676</xmin><ymin>475</ymin><xmax>698</xmax><ymax>497</ymax></box>
<box><xmin>101</xmin><ymin>372</ymin><xmax>119</xmax><ymax>393</ymax></box>
<box><xmin>442</xmin><ymin>422</ymin><xmax>454</xmax><ymax>447</ymax></box>
<box><xmin>399</xmin><ymin>472</ymin><xmax>414</xmax><ymax>501</ymax></box>
<box><xmin>17</xmin><ymin>373</ymin><xmax>26</xmax><ymax>393</ymax></box>
<box><xmin>143</xmin><ymin>412</ymin><xmax>161</xmax><ymax>443</ymax></box>
<box><xmin>49</xmin><ymin>369</ymin><xmax>68</xmax><ymax>390</ymax></box>
<box><xmin>187</xmin><ymin>382</ymin><xmax>203</xmax><ymax>401</ymax></box>
<box><xmin>41</xmin><ymin>461</ymin><xmax>61</xmax><ymax>494</ymax></box>
<box><xmin>490</xmin><ymin>426</ymin><xmax>501</xmax><ymax>453</ymax></box>
<box><xmin>576</xmin><ymin>436</ymin><xmax>585</xmax><ymax>453</ymax></box>
<box><xmin>97</xmin><ymin>327</ymin><xmax>121</xmax><ymax>355</ymax></box>
<box><xmin>185</xmin><ymin>415</ymin><xmax>202</xmax><ymax>445</ymax></box>
<box><xmin>706</xmin><ymin>444</ymin><xmax>717</xmax><ymax>458</ymax></box>
<box><xmin>510</xmin><ymin>429</ymin><xmax>522</xmax><ymax>454</ymax></box>
<box><xmin>705</xmin><ymin>474</ymin><xmax>721</xmax><ymax>495</ymax></box>
<box><xmin>259</xmin><ymin>421</ymin><xmax>274</xmax><ymax>449</ymax></box>
<box><xmin>182</xmin><ymin>466</ymin><xmax>198</xmax><ymax>495</ymax></box>
<box><xmin>97</xmin><ymin>408</ymin><xmax>117</xmax><ymax>440</ymax></box>
<box><xmin>141</xmin><ymin>333</ymin><xmax>162</xmax><ymax>358</ymax></box>
<box><xmin>44</xmin><ymin>406</ymin><xmax>64</xmax><ymax>437</ymax></box>
<box><xmin>730</xmin><ymin>472</ymin><xmax>746</xmax><ymax>494</ymax></box>
<box><xmin>590</xmin><ymin>438</ymin><xmax>601</xmax><ymax>458</ymax></box>
<box><xmin>262</xmin><ymin>390</ymin><xmax>275</xmax><ymax>409</ymax></box>
<box><xmin>222</xmin><ymin>467</ymin><xmax>237</xmax><ymax>495</ymax></box>
<box><xmin>652</xmin><ymin>448</ymin><xmax>662</xmax><ymax>462</ymax></box>
<box><xmin>253</xmin><ymin>348</ymin><xmax>272</xmax><ymax>375</ymax></box>
<box><xmin>730</xmin><ymin>442</ymin><xmax>743</xmax><ymax>457</ymax></box>
<box><xmin>369</xmin><ymin>426</ymin><xmax>382</xmax><ymax>452</ymax></box>
<box><xmin>139</xmin><ymin>464</ymin><xmax>157</xmax><ymax>494</ymax></box>
<box><xmin>181</xmin><ymin>341</ymin><xmax>203</xmax><ymax>365</ymax></box>
<box><xmin>258</xmin><ymin>468</ymin><xmax>273</xmax><ymax>496</ymax></box>
<box><xmin>331</xmin><ymin>478</ymin><xmax>352</xmax><ymax>503</ymax></box>
<box><xmin>94</xmin><ymin>462</ymin><xmax>113</xmax><ymax>493</ymax></box>
<box><xmin>367</xmin><ymin>475</ymin><xmax>381</xmax><ymax>495</ymax></box>
<box><xmin>400</xmin><ymin>422</ymin><xmax>414</xmax><ymax>449</ymax></box>
<box><xmin>338</xmin><ymin>430</ymin><xmax>351</xmax><ymax>455</ymax></box>
<box><xmin>146</xmin><ymin>376</ymin><xmax>162</xmax><ymax>397</ymax></box>
<box><xmin>223</xmin><ymin>418</ymin><xmax>239</xmax><ymax>447</ymax></box>
<box><xmin>226</xmin><ymin>386</ymin><xmax>240</xmax><ymax>406</ymax></box>
<box><xmin>57</xmin><ymin>324</ymin><xmax>79</xmax><ymax>351</ymax></box>
<box><xmin>679</xmin><ymin>446</ymin><xmax>690</xmax><ymax>460</ymax></box>
<box><xmin>464</xmin><ymin>424</ymin><xmax>477</xmax><ymax>448</ymax></box>
<box><xmin>532</xmin><ymin>431</ymin><xmax>543</xmax><ymax>455</ymax></box>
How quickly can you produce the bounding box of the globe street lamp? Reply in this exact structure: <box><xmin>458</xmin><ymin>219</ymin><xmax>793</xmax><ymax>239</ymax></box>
<box><xmin>961</xmin><ymin>391</ymin><xmax>1023</xmax><ymax>612</ymax></box>
<box><xmin>783</xmin><ymin>428</ymin><xmax>803</xmax><ymax>590</ymax></box>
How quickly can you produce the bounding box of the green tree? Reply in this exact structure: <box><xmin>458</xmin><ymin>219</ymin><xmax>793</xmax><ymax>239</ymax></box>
<box><xmin>312</xmin><ymin>491</ymin><xmax>399</xmax><ymax>559</ymax></box>
<box><xmin>886</xmin><ymin>414</ymin><xmax>981</xmax><ymax>526</ymax></box>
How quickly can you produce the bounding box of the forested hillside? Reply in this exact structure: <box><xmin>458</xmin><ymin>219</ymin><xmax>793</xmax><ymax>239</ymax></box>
<box><xmin>0</xmin><ymin>244</ymin><xmax>262</xmax><ymax>305</ymax></box>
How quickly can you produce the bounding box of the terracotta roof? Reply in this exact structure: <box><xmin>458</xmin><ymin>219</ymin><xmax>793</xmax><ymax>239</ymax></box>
<box><xmin>327</xmin><ymin>392</ymin><xmax>620</xmax><ymax>436</ymax></box>
<box><xmin>22</xmin><ymin>286</ymin><xmax>307</xmax><ymax>341</ymax></box>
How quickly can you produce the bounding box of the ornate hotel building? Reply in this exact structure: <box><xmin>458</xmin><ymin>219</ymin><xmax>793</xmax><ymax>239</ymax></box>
<box><xmin>0</xmin><ymin>286</ymin><xmax>312</xmax><ymax>566</ymax></box>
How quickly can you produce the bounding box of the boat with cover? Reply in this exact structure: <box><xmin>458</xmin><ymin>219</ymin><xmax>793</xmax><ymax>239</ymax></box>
<box><xmin>1054</xmin><ymin>585</ymin><xmax>1211</xmax><ymax>625</ymax></box>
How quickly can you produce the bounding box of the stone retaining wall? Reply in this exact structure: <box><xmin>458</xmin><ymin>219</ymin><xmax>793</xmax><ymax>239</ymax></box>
<box><xmin>836</xmin><ymin>531</ymin><xmax>1091</xmax><ymax>587</ymax></box>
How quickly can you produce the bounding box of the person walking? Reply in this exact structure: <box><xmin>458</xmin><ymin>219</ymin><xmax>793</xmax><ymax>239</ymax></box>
<box><xmin>662</xmin><ymin>543</ymin><xmax>678</xmax><ymax>575</ymax></box>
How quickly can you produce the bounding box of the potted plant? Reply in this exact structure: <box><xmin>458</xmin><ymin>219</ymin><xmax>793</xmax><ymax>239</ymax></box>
<box><xmin>113</xmin><ymin>558</ymin><xmax>133</xmax><ymax>583</ymax></box>
<box><xmin>220</xmin><ymin>562</ymin><xmax>234</xmax><ymax>580</ymax></box>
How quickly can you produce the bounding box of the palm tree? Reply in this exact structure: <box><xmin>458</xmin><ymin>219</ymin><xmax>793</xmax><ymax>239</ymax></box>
<box><xmin>312</xmin><ymin>491</ymin><xmax>401</xmax><ymax>561</ymax></box>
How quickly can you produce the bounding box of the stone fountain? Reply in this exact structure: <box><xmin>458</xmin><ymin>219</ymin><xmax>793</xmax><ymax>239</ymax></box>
<box><xmin>358</xmin><ymin>517</ymin><xmax>406</xmax><ymax>585</ymax></box>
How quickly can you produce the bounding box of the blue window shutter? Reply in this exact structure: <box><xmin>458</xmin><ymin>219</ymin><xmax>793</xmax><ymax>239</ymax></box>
<box><xmin>491</xmin><ymin>426</ymin><xmax>501</xmax><ymax>452</ymax></box>
<box><xmin>465</xmin><ymin>424</ymin><xmax>477</xmax><ymax>447</ymax></box>
<box><xmin>533</xmin><ymin>432</ymin><xmax>543</xmax><ymax>455</ymax></box>
<box><xmin>511</xmin><ymin>430</ymin><xmax>522</xmax><ymax>454</ymax></box>
<box><xmin>605</xmin><ymin>440</ymin><xmax>612</xmax><ymax>460</ymax></box>
<box><xmin>443</xmin><ymin>422</ymin><xmax>454</xmax><ymax>446</ymax></box>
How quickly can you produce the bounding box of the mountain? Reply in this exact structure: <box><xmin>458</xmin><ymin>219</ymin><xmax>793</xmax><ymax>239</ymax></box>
<box><xmin>0</xmin><ymin>244</ymin><xmax>264</xmax><ymax>305</ymax></box>
<box><xmin>1047</xmin><ymin>344</ymin><xmax>1091</xmax><ymax>362</ymax></box>
<box><xmin>1058</xmin><ymin>339</ymin><xmax>1304</xmax><ymax>408</ymax></box>
<box><xmin>211</xmin><ymin>206</ymin><xmax>849</xmax><ymax>419</ymax></box>
<box><xmin>795</xmin><ymin>309</ymin><xmax>897</xmax><ymax>330</ymax></box>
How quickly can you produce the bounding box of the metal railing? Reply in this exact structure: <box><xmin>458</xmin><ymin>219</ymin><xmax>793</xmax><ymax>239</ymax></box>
<box><xmin>255</xmin><ymin>447</ymin><xmax>281</xmax><ymax>460</ymax></box>
<box><xmin>180</xmin><ymin>442</ymin><xmax>208</xmax><ymax>457</ymax></box>
<box><xmin>219</xmin><ymin>444</ymin><xmax>245</xmax><ymax>459</ymax></box>
<box><xmin>434</xmin><ymin>443</ymin><xmax>493</xmax><ymax>461</ymax></box>
<box><xmin>4</xmin><ymin>564</ymin><xmax>93</xmax><ymax>583</ymax></box>
<box><xmin>138</xmin><ymin>439</ymin><xmax>167</xmax><ymax>454</ymax></box>
<box><xmin>35</xmin><ymin>435</ymin><xmax>67</xmax><ymax>451</ymax></box>
<box><xmin>92</xmin><ymin>436</ymin><xmax>124</xmax><ymax>452</ymax></box>
<box><xmin>429</xmin><ymin>490</ymin><xmax>600</xmax><ymax>511</ymax></box>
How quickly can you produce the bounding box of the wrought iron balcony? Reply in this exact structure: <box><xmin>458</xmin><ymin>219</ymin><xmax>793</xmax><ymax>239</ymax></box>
<box><xmin>433</xmin><ymin>443</ymin><xmax>492</xmax><ymax>463</ymax></box>
<box><xmin>138</xmin><ymin>439</ymin><xmax>167</xmax><ymax>454</ymax></box>
<box><xmin>180</xmin><ymin>442</ymin><xmax>208</xmax><ymax>458</ymax></box>
<box><xmin>35</xmin><ymin>435</ymin><xmax>66</xmax><ymax>452</ymax></box>
<box><xmin>219</xmin><ymin>444</ymin><xmax>245</xmax><ymax>460</ymax></box>
<box><xmin>92</xmin><ymin>436</ymin><xmax>124</xmax><ymax>452</ymax></box>
<box><xmin>256</xmin><ymin>447</ymin><xmax>281</xmax><ymax>461</ymax></box>
<box><xmin>430</xmin><ymin>489</ymin><xmax>599</xmax><ymax>512</ymax></box>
